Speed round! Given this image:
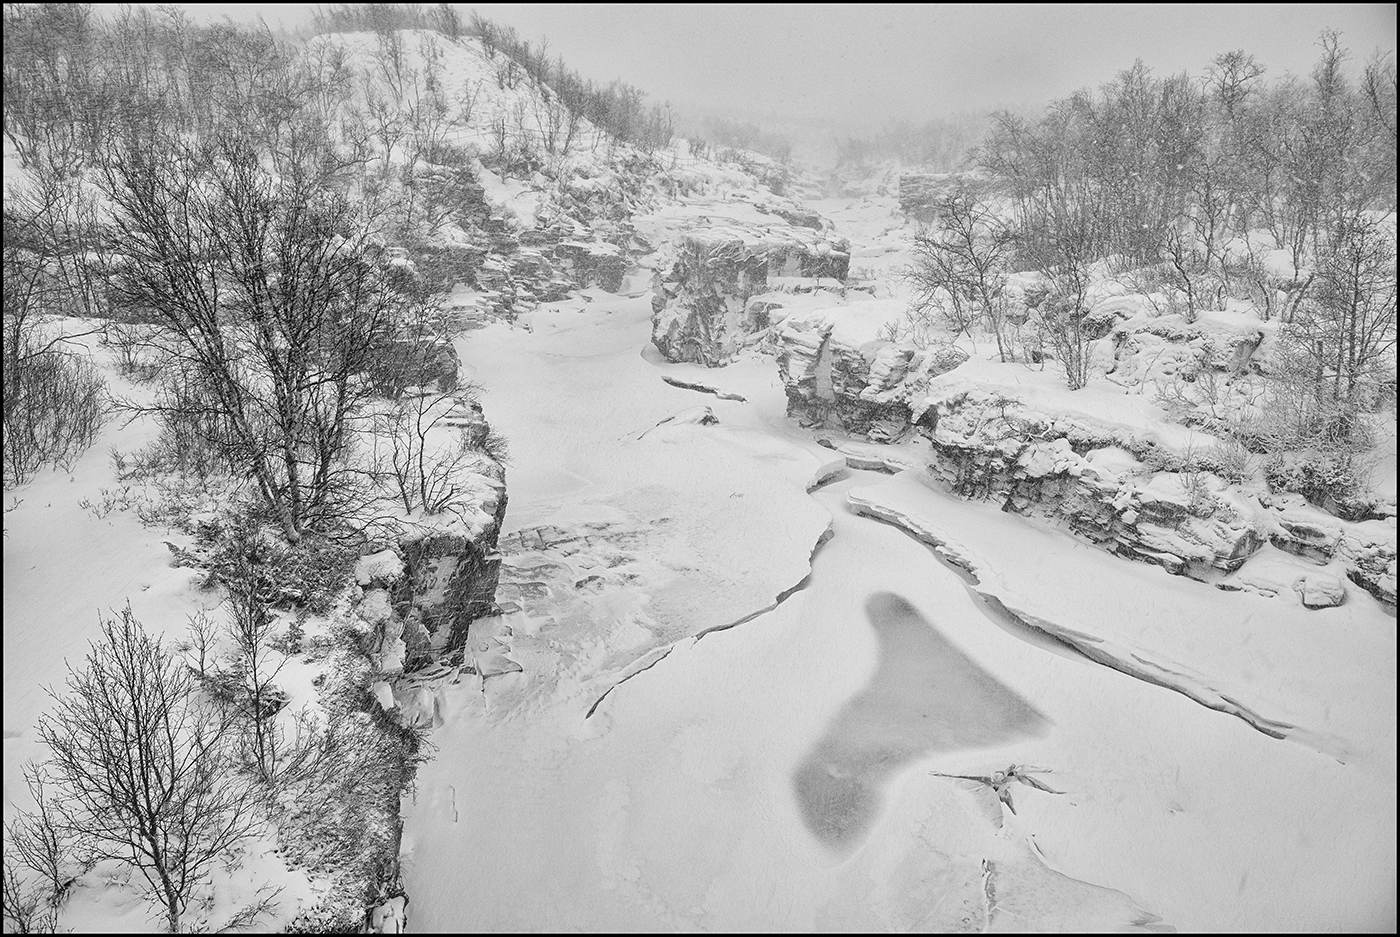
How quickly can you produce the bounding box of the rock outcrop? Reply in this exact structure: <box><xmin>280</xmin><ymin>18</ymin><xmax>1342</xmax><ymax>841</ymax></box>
<box><xmin>917</xmin><ymin>389</ymin><xmax>1267</xmax><ymax>578</ymax></box>
<box><xmin>351</xmin><ymin>394</ymin><xmax>511</xmax><ymax>680</ymax></box>
<box><xmin>828</xmin><ymin>381</ymin><xmax>1396</xmax><ymax>605</ymax></box>
<box><xmin>897</xmin><ymin>172</ymin><xmax>974</xmax><ymax>221</ymax></box>
<box><xmin>1266</xmin><ymin>503</ymin><xmax>1397</xmax><ymax>605</ymax></box>
<box><xmin>650</xmin><ymin>215</ymin><xmax>850</xmax><ymax>366</ymax></box>
<box><xmin>766</xmin><ymin>290</ymin><xmax>1394</xmax><ymax>605</ymax></box>
<box><xmin>776</xmin><ymin>302</ymin><xmax>967</xmax><ymax>441</ymax></box>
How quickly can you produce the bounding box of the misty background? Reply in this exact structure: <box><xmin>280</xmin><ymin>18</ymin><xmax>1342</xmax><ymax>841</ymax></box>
<box><xmin>181</xmin><ymin>2</ymin><xmax>1397</xmax><ymax>163</ymax></box>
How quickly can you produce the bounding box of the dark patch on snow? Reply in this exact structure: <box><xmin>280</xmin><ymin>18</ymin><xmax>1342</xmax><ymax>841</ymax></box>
<box><xmin>793</xmin><ymin>593</ymin><xmax>1048</xmax><ymax>851</ymax></box>
<box><xmin>661</xmin><ymin>375</ymin><xmax>747</xmax><ymax>402</ymax></box>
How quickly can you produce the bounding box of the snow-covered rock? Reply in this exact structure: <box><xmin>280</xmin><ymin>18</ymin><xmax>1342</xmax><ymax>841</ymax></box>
<box><xmin>396</xmin><ymin>514</ymin><xmax>507</xmax><ymax>652</ymax></box>
<box><xmin>897</xmin><ymin>171</ymin><xmax>975</xmax><ymax>220</ymax></box>
<box><xmin>356</xmin><ymin>549</ymin><xmax>406</xmax><ymax>587</ymax></box>
<box><xmin>915</xmin><ymin>388</ymin><xmax>1266</xmax><ymax>578</ymax></box>
<box><xmin>1296</xmin><ymin>572</ymin><xmax>1347</xmax><ymax>609</ymax></box>
<box><xmin>775</xmin><ymin>300</ymin><xmax>967</xmax><ymax>441</ymax></box>
<box><xmin>649</xmin><ymin>210</ymin><xmax>850</xmax><ymax>366</ymax></box>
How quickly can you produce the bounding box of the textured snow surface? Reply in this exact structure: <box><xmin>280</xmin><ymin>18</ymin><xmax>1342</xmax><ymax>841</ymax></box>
<box><xmin>403</xmin><ymin>280</ymin><xmax>1397</xmax><ymax>931</ymax></box>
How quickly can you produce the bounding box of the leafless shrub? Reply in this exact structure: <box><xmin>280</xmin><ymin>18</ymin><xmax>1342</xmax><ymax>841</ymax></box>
<box><xmin>1</xmin><ymin>333</ymin><xmax>105</xmax><ymax>489</ymax></box>
<box><xmin>1</xmin><ymin>853</ymin><xmax>59</xmax><ymax>934</ymax></box>
<box><xmin>220</xmin><ymin>883</ymin><xmax>283</xmax><ymax>931</ymax></box>
<box><xmin>366</xmin><ymin>390</ymin><xmax>492</xmax><ymax>514</ymax></box>
<box><xmin>4</xmin><ymin>767</ymin><xmax>83</xmax><ymax>909</ymax></box>
<box><xmin>36</xmin><ymin>606</ymin><xmax>260</xmax><ymax>932</ymax></box>
<box><xmin>181</xmin><ymin>609</ymin><xmax>220</xmax><ymax>680</ymax></box>
<box><xmin>903</xmin><ymin>186</ymin><xmax>1018</xmax><ymax>360</ymax></box>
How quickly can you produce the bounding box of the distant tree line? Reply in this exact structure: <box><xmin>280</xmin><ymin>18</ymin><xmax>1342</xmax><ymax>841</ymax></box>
<box><xmin>682</xmin><ymin>115</ymin><xmax>795</xmax><ymax>164</ymax></box>
<box><xmin>836</xmin><ymin>112</ymin><xmax>990</xmax><ymax>172</ymax></box>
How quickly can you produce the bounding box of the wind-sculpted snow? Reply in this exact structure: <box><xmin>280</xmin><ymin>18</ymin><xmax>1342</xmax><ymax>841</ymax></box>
<box><xmin>848</xmin><ymin>470</ymin><xmax>1392</xmax><ymax>766</ymax></box>
<box><xmin>793</xmin><ymin>593</ymin><xmax>1047</xmax><ymax>851</ymax></box>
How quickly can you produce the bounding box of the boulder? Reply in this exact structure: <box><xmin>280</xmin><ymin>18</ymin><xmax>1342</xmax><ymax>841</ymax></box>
<box><xmin>1297</xmin><ymin>573</ymin><xmax>1346</xmax><ymax>609</ymax></box>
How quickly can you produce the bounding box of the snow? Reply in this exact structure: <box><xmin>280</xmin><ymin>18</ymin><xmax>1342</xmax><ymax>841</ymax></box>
<box><xmin>356</xmin><ymin>549</ymin><xmax>405</xmax><ymax>587</ymax></box>
<box><xmin>405</xmin><ymin>462</ymin><xmax>1396</xmax><ymax>931</ymax></box>
<box><xmin>4</xmin><ymin>25</ymin><xmax>1395</xmax><ymax>933</ymax></box>
<box><xmin>400</xmin><ymin>281</ymin><xmax>1395</xmax><ymax>931</ymax></box>
<box><xmin>452</xmin><ymin>280</ymin><xmax>832</xmax><ymax>653</ymax></box>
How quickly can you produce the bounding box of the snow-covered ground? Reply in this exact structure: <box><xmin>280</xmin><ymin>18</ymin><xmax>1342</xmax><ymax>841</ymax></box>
<box><xmin>401</xmin><ymin>271</ymin><xmax>1396</xmax><ymax>931</ymax></box>
<box><xmin>2</xmin><ymin>331</ymin><xmax>324</xmax><ymax>932</ymax></box>
<box><xmin>4</xmin><ymin>25</ymin><xmax>1395</xmax><ymax>931</ymax></box>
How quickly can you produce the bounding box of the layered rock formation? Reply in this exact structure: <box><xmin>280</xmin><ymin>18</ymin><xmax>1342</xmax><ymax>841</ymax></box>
<box><xmin>648</xmin><ymin>204</ymin><xmax>850</xmax><ymax>366</ymax></box>
<box><xmin>897</xmin><ymin>172</ymin><xmax>975</xmax><ymax>221</ymax></box>
<box><xmin>1265</xmin><ymin>502</ymin><xmax>1397</xmax><ymax>605</ymax></box>
<box><xmin>769</xmin><ymin>293</ymin><xmax>1394</xmax><ymax>606</ymax></box>
<box><xmin>917</xmin><ymin>389</ymin><xmax>1267</xmax><ymax>578</ymax></box>
<box><xmin>776</xmin><ymin>301</ymin><xmax>967</xmax><ymax>442</ymax></box>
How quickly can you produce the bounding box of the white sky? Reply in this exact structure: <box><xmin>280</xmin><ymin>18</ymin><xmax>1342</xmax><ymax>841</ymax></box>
<box><xmin>184</xmin><ymin>3</ymin><xmax>1396</xmax><ymax>128</ymax></box>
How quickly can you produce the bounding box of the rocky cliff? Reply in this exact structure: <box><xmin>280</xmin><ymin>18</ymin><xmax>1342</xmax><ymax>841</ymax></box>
<box><xmin>774</xmin><ymin>302</ymin><xmax>1396</xmax><ymax>608</ymax></box>
<box><xmin>777</xmin><ymin>301</ymin><xmax>968</xmax><ymax>441</ymax></box>
<box><xmin>901</xmin><ymin>385</ymin><xmax>1393</xmax><ymax>607</ymax></box>
<box><xmin>646</xmin><ymin>200</ymin><xmax>850</xmax><ymax>366</ymax></box>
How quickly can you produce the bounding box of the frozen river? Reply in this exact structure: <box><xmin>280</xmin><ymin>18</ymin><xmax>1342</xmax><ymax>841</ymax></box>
<box><xmin>401</xmin><ymin>279</ymin><xmax>1396</xmax><ymax>932</ymax></box>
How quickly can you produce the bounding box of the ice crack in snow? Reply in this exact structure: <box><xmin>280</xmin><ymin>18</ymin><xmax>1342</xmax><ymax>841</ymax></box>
<box><xmin>851</xmin><ymin>493</ymin><xmax>1352</xmax><ymax>761</ymax></box>
<box><xmin>980</xmin><ymin>859</ymin><xmax>996</xmax><ymax>933</ymax></box>
<box><xmin>585</xmin><ymin>647</ymin><xmax>676</xmax><ymax>719</ymax></box>
<box><xmin>584</xmin><ymin>525</ymin><xmax>832</xmax><ymax>718</ymax></box>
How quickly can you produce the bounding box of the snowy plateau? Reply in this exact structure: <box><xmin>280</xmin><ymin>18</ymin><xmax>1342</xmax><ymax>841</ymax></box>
<box><xmin>2</xmin><ymin>11</ymin><xmax>1396</xmax><ymax>935</ymax></box>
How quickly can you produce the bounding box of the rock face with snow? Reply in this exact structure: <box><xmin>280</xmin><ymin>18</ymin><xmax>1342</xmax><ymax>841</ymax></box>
<box><xmin>551</xmin><ymin>239</ymin><xmax>629</xmax><ymax>292</ymax></box>
<box><xmin>917</xmin><ymin>389</ymin><xmax>1267</xmax><ymax>578</ymax></box>
<box><xmin>763</xmin><ymin>289</ymin><xmax>1395</xmax><ymax>605</ymax></box>
<box><xmin>347</xmin><ymin>399</ymin><xmax>510</xmax><ymax>671</ymax></box>
<box><xmin>1102</xmin><ymin>311</ymin><xmax>1272</xmax><ymax>388</ymax></box>
<box><xmin>776</xmin><ymin>302</ymin><xmax>968</xmax><ymax>442</ymax></box>
<box><xmin>898</xmin><ymin>172</ymin><xmax>975</xmax><ymax>220</ymax></box>
<box><xmin>1268</xmin><ymin>506</ymin><xmax>1397</xmax><ymax>605</ymax></box>
<box><xmin>650</xmin><ymin>221</ymin><xmax>850</xmax><ymax>367</ymax></box>
<box><xmin>393</xmin><ymin>476</ymin><xmax>509</xmax><ymax>654</ymax></box>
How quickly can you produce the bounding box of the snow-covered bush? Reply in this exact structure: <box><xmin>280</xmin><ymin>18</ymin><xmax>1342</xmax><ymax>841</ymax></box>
<box><xmin>1264</xmin><ymin>452</ymin><xmax>1378</xmax><ymax>521</ymax></box>
<box><xmin>196</xmin><ymin>508</ymin><xmax>359</xmax><ymax>615</ymax></box>
<box><xmin>275</xmin><ymin>629</ymin><xmax>427</xmax><ymax>932</ymax></box>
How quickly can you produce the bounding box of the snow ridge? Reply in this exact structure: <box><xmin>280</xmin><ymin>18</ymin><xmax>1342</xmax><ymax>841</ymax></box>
<box><xmin>848</xmin><ymin>483</ymin><xmax>1356</xmax><ymax>762</ymax></box>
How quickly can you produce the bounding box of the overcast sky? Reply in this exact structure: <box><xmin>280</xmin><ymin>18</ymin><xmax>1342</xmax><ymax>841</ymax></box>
<box><xmin>187</xmin><ymin>3</ymin><xmax>1396</xmax><ymax>128</ymax></box>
